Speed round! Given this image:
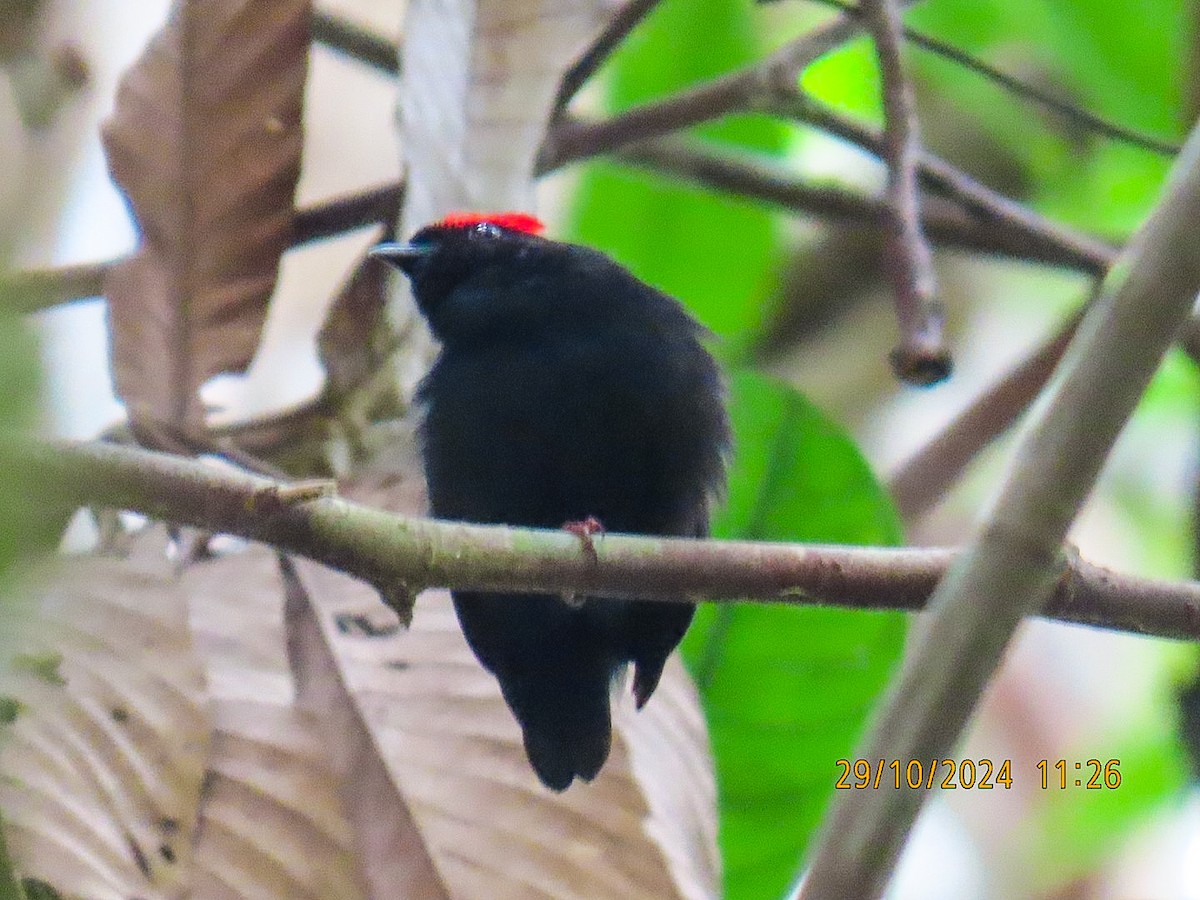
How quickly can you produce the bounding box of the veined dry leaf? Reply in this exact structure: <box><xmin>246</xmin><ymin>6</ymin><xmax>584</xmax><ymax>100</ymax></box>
<box><xmin>185</xmin><ymin>545</ymin><xmax>366</xmax><ymax>899</ymax></box>
<box><xmin>101</xmin><ymin>0</ymin><xmax>310</xmax><ymax>426</ymax></box>
<box><xmin>0</xmin><ymin>534</ymin><xmax>211</xmax><ymax>899</ymax></box>
<box><xmin>282</xmin><ymin>421</ymin><xmax>720</xmax><ymax>899</ymax></box>
<box><xmin>288</xmin><ymin>565</ymin><xmax>719</xmax><ymax>900</ymax></box>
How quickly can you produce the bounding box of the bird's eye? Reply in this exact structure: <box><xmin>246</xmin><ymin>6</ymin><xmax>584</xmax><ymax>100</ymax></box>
<box><xmin>473</xmin><ymin>222</ymin><xmax>502</xmax><ymax>238</ymax></box>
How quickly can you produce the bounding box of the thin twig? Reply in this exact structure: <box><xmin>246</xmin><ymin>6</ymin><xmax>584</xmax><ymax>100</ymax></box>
<box><xmin>804</xmin><ymin>0</ymin><xmax>1182</xmax><ymax>157</ymax></box>
<box><xmin>537</xmin><ymin>0</ymin><xmax>926</xmax><ymax>172</ymax></box>
<box><xmin>551</xmin><ymin>0</ymin><xmax>664</xmax><ymax>118</ymax></box>
<box><xmin>888</xmin><ymin>305</ymin><xmax>1086</xmax><ymax>521</ymax></box>
<box><xmin>799</xmin><ymin>116</ymin><xmax>1200</xmax><ymax>900</ymax></box>
<box><xmin>774</xmin><ymin>91</ymin><xmax>1119</xmax><ymax>273</ymax></box>
<box><xmin>1</xmin><ymin>182</ymin><xmax>402</xmax><ymax>313</ymax></box>
<box><xmin>861</xmin><ymin>0</ymin><xmax>947</xmax><ymax>384</ymax></box>
<box><xmin>9</xmin><ymin>437</ymin><xmax>1200</xmax><ymax>640</ymax></box>
<box><xmin>311</xmin><ymin>9</ymin><xmax>399</xmax><ymax>75</ymax></box>
<box><xmin>294</xmin><ymin>181</ymin><xmax>402</xmax><ymax>244</ymax></box>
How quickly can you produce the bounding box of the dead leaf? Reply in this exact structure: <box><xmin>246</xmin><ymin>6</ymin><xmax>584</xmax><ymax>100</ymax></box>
<box><xmin>287</xmin><ymin>561</ymin><xmax>719</xmax><ymax>900</ymax></box>
<box><xmin>101</xmin><ymin>0</ymin><xmax>310</xmax><ymax>426</ymax></box>
<box><xmin>185</xmin><ymin>545</ymin><xmax>367</xmax><ymax>899</ymax></box>
<box><xmin>283</xmin><ymin>561</ymin><xmax>448</xmax><ymax>900</ymax></box>
<box><xmin>0</xmin><ymin>536</ymin><xmax>211</xmax><ymax>898</ymax></box>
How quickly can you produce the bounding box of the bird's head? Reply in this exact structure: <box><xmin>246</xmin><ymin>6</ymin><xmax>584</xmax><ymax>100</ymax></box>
<box><xmin>370</xmin><ymin>212</ymin><xmax>558</xmax><ymax>342</ymax></box>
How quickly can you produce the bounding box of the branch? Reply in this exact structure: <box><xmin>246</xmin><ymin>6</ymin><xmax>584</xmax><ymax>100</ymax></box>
<box><xmin>311</xmin><ymin>9</ymin><xmax>399</xmax><ymax>75</ymax></box>
<box><xmin>550</xmin><ymin>0</ymin><xmax>664</xmax><ymax>117</ymax></box>
<box><xmin>615</xmin><ymin>135</ymin><xmax>1114</xmax><ymax>272</ymax></box>
<box><xmin>774</xmin><ymin>92</ymin><xmax>1119</xmax><ymax>274</ymax></box>
<box><xmin>799</xmin><ymin>117</ymin><xmax>1200</xmax><ymax>899</ymax></box>
<box><xmin>0</xmin><ymin>181</ymin><xmax>402</xmax><ymax>312</ymax></box>
<box><xmin>536</xmin><ymin>0</ymin><xmax>927</xmax><ymax>172</ymax></box>
<box><xmin>8</xmin><ymin>437</ymin><xmax>1200</xmax><ymax>641</ymax></box>
<box><xmin>804</xmin><ymin>0</ymin><xmax>1182</xmax><ymax>157</ymax></box>
<box><xmin>861</xmin><ymin>0</ymin><xmax>947</xmax><ymax>384</ymax></box>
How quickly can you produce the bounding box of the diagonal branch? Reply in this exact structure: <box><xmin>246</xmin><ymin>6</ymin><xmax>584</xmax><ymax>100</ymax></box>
<box><xmin>799</xmin><ymin>116</ymin><xmax>1200</xmax><ymax>900</ymax></box>
<box><xmin>8</xmin><ymin>437</ymin><xmax>1200</xmax><ymax>641</ymax></box>
<box><xmin>773</xmin><ymin>91</ymin><xmax>1119</xmax><ymax>273</ymax></box>
<box><xmin>536</xmin><ymin>0</ymin><xmax>927</xmax><ymax>172</ymax></box>
<box><xmin>615</xmin><ymin>135</ymin><xmax>1114</xmax><ymax>272</ymax></box>
<box><xmin>311</xmin><ymin>9</ymin><xmax>399</xmax><ymax>75</ymax></box>
<box><xmin>551</xmin><ymin>0</ymin><xmax>664</xmax><ymax>117</ymax></box>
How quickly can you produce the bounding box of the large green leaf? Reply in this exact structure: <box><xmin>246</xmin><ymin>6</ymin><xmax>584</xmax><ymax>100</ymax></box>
<box><xmin>565</xmin><ymin>0</ymin><xmax>788</xmax><ymax>341</ymax></box>
<box><xmin>681</xmin><ymin>371</ymin><xmax>906</xmax><ymax>900</ymax></box>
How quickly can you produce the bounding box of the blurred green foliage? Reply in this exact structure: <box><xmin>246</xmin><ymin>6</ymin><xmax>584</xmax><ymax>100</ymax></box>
<box><xmin>567</xmin><ymin>0</ymin><xmax>1193</xmax><ymax>893</ymax></box>
<box><xmin>0</xmin><ymin>310</ymin><xmax>46</xmax><ymax>899</ymax></box>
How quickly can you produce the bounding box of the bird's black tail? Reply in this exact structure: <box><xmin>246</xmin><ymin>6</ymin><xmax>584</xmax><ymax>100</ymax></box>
<box><xmin>452</xmin><ymin>591</ymin><xmax>618</xmax><ymax>791</ymax></box>
<box><xmin>505</xmin><ymin>673</ymin><xmax>612</xmax><ymax>791</ymax></box>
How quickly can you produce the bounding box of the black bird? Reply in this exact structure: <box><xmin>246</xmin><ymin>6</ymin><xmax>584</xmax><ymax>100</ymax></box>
<box><xmin>371</xmin><ymin>212</ymin><xmax>729</xmax><ymax>790</ymax></box>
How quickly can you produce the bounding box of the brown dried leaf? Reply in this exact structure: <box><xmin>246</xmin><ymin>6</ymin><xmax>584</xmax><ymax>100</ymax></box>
<box><xmin>185</xmin><ymin>545</ymin><xmax>367</xmax><ymax>899</ymax></box>
<box><xmin>101</xmin><ymin>0</ymin><xmax>310</xmax><ymax>426</ymax></box>
<box><xmin>0</xmin><ymin>536</ymin><xmax>212</xmax><ymax>897</ymax></box>
<box><xmin>288</xmin><ymin>563</ymin><xmax>719</xmax><ymax>900</ymax></box>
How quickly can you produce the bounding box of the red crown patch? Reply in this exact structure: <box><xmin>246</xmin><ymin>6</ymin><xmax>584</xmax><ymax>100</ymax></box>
<box><xmin>436</xmin><ymin>211</ymin><xmax>546</xmax><ymax>235</ymax></box>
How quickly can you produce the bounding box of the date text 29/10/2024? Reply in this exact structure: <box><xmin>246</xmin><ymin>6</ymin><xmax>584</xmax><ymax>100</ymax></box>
<box><xmin>834</xmin><ymin>758</ymin><xmax>1123</xmax><ymax>790</ymax></box>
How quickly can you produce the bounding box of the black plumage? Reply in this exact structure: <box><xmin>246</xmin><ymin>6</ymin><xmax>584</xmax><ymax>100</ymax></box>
<box><xmin>371</xmin><ymin>213</ymin><xmax>729</xmax><ymax>790</ymax></box>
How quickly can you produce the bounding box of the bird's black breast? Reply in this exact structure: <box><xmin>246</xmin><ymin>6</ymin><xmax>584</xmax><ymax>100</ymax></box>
<box><xmin>418</xmin><ymin>320</ymin><xmax>724</xmax><ymax>537</ymax></box>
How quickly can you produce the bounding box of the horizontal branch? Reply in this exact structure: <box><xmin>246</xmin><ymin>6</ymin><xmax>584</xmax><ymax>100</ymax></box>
<box><xmin>0</xmin><ymin>181</ymin><xmax>402</xmax><ymax>312</ymax></box>
<box><xmin>11</xmin><ymin>438</ymin><xmax>1200</xmax><ymax>641</ymax></box>
<box><xmin>616</xmin><ymin>135</ymin><xmax>1114</xmax><ymax>272</ymax></box>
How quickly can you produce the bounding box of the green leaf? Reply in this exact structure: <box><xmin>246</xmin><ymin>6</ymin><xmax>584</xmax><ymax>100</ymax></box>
<box><xmin>565</xmin><ymin>0</ymin><xmax>788</xmax><ymax>341</ymax></box>
<box><xmin>682</xmin><ymin>371</ymin><xmax>906</xmax><ymax>900</ymax></box>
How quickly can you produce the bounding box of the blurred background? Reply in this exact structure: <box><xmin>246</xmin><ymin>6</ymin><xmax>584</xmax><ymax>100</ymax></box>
<box><xmin>3</xmin><ymin>0</ymin><xmax>1199</xmax><ymax>897</ymax></box>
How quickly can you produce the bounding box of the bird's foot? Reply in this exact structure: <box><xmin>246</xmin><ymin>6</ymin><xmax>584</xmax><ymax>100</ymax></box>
<box><xmin>562</xmin><ymin>516</ymin><xmax>605</xmax><ymax>564</ymax></box>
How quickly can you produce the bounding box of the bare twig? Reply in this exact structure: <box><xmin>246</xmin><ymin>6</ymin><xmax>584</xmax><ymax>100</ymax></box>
<box><xmin>294</xmin><ymin>181</ymin><xmax>402</xmax><ymax>244</ymax></box>
<box><xmin>537</xmin><ymin>0</ymin><xmax>926</xmax><ymax>172</ymax></box>
<box><xmin>804</xmin><ymin>0</ymin><xmax>1182</xmax><ymax>157</ymax></box>
<box><xmin>775</xmin><ymin>91</ymin><xmax>1119</xmax><ymax>274</ymax></box>
<box><xmin>9</xmin><ymin>437</ymin><xmax>1200</xmax><ymax>641</ymax></box>
<box><xmin>800</xmin><ymin>118</ymin><xmax>1200</xmax><ymax>900</ymax></box>
<box><xmin>861</xmin><ymin>0</ymin><xmax>947</xmax><ymax>384</ymax></box>
<box><xmin>551</xmin><ymin>0</ymin><xmax>664</xmax><ymax>118</ymax></box>
<box><xmin>0</xmin><ymin>182</ymin><xmax>402</xmax><ymax>313</ymax></box>
<box><xmin>311</xmin><ymin>9</ymin><xmax>398</xmax><ymax>75</ymax></box>
<box><xmin>888</xmin><ymin>305</ymin><xmax>1086</xmax><ymax>521</ymax></box>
